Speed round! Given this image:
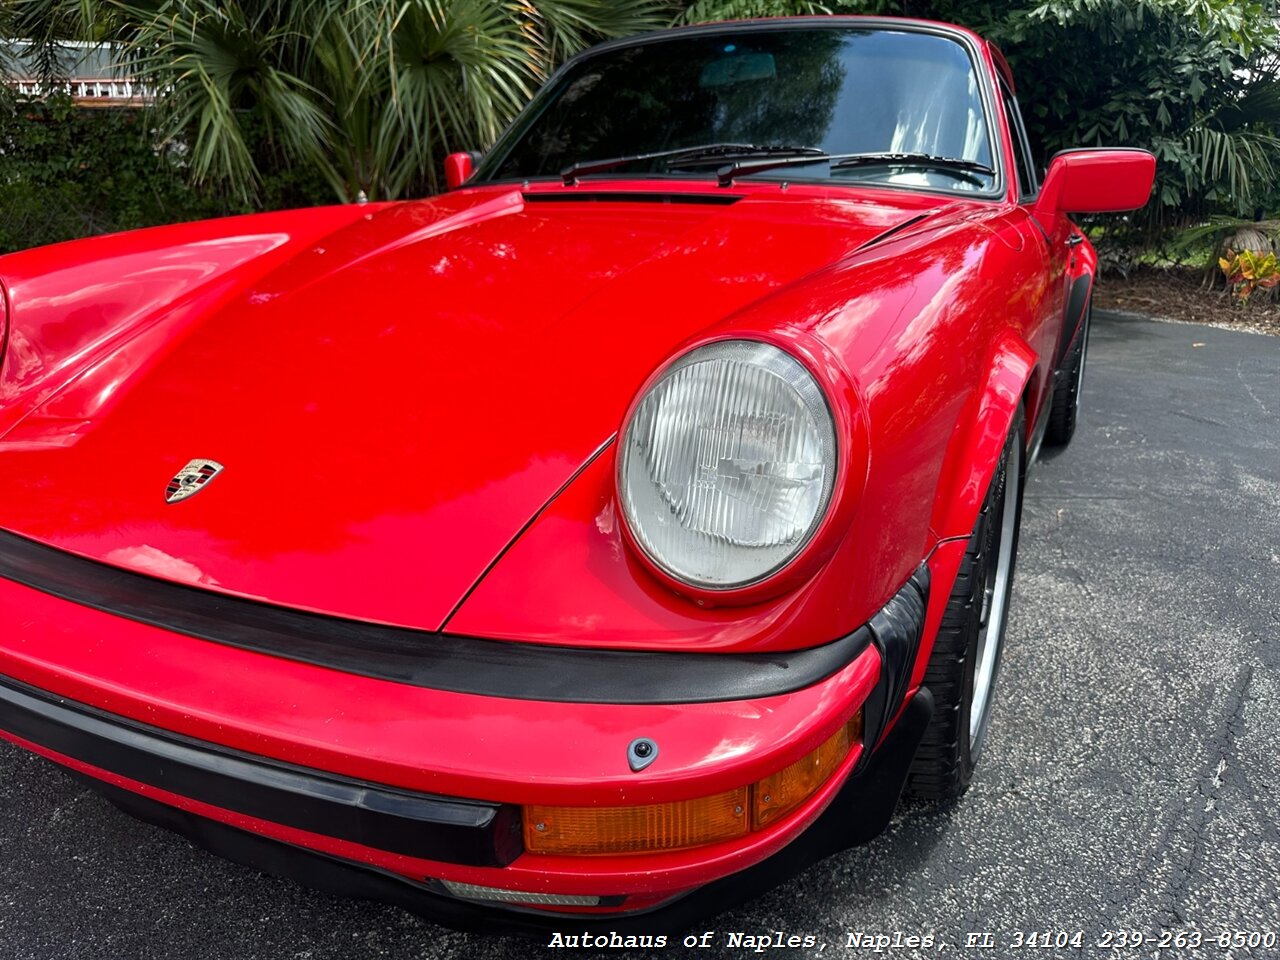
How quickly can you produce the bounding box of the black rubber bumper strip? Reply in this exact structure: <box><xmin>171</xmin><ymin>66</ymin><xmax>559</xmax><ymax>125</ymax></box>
<box><xmin>0</xmin><ymin>528</ymin><xmax>880</xmax><ymax>705</ymax></box>
<box><xmin>0</xmin><ymin>675</ymin><xmax>522</xmax><ymax>867</ymax></box>
<box><xmin>71</xmin><ymin>687</ymin><xmax>934</xmax><ymax>938</ymax></box>
<box><xmin>855</xmin><ymin>565</ymin><xmax>930</xmax><ymax>752</ymax></box>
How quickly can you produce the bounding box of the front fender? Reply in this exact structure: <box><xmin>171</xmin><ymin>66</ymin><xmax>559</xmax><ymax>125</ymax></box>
<box><xmin>929</xmin><ymin>331</ymin><xmax>1035</xmax><ymax>542</ymax></box>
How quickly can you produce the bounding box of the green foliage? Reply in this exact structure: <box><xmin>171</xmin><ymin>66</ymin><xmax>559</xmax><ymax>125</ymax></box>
<box><xmin>1220</xmin><ymin>247</ymin><xmax>1280</xmax><ymax>299</ymax></box>
<box><xmin>679</xmin><ymin>0</ymin><xmax>899</xmax><ymax>19</ymax></box>
<box><xmin>0</xmin><ymin>95</ymin><xmax>327</xmax><ymax>253</ymax></box>
<box><xmin>983</xmin><ymin>0</ymin><xmax>1280</xmax><ymax>228</ymax></box>
<box><xmin>9</xmin><ymin>0</ymin><xmax>672</xmax><ymax>204</ymax></box>
<box><xmin>681</xmin><ymin>1</ymin><xmax>847</xmax><ymax>20</ymax></box>
<box><xmin>1165</xmin><ymin>216</ymin><xmax>1279</xmax><ymax>257</ymax></box>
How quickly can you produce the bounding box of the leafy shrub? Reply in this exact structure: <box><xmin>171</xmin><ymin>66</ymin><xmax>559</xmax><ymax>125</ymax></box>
<box><xmin>11</xmin><ymin>0</ymin><xmax>673</xmax><ymax>203</ymax></box>
<box><xmin>1219</xmin><ymin>248</ymin><xmax>1280</xmax><ymax>300</ymax></box>
<box><xmin>0</xmin><ymin>95</ymin><xmax>333</xmax><ymax>253</ymax></box>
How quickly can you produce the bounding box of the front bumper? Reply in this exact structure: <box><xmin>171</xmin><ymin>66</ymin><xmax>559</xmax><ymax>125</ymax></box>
<box><xmin>68</xmin><ymin>689</ymin><xmax>933</xmax><ymax>936</ymax></box>
<box><xmin>0</xmin><ymin>528</ymin><xmax>936</xmax><ymax>930</ymax></box>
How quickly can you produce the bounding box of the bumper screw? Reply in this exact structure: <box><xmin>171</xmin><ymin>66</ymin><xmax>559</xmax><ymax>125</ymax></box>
<box><xmin>534</xmin><ymin>822</ymin><xmax>546</xmax><ymax>832</ymax></box>
<box><xmin>627</xmin><ymin>737</ymin><xmax>660</xmax><ymax>772</ymax></box>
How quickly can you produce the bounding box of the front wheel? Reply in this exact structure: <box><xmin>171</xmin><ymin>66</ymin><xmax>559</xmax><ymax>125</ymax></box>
<box><xmin>906</xmin><ymin>411</ymin><xmax>1025</xmax><ymax>801</ymax></box>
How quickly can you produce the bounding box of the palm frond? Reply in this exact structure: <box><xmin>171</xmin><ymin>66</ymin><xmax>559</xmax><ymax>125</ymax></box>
<box><xmin>1164</xmin><ymin>216</ymin><xmax>1280</xmax><ymax>255</ymax></box>
<box><xmin>1184</xmin><ymin>125</ymin><xmax>1280</xmax><ymax>212</ymax></box>
<box><xmin>532</xmin><ymin>0</ymin><xmax>670</xmax><ymax>63</ymax></box>
<box><xmin>1215</xmin><ymin>74</ymin><xmax>1280</xmax><ymax>132</ymax></box>
<box><xmin>9</xmin><ymin>0</ymin><xmax>758</xmax><ymax>202</ymax></box>
<box><xmin>676</xmin><ymin>0</ymin><xmax>832</xmax><ymax>24</ymax></box>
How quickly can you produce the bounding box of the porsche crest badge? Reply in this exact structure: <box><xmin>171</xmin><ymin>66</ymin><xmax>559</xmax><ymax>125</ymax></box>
<box><xmin>165</xmin><ymin>459</ymin><xmax>224</xmax><ymax>503</ymax></box>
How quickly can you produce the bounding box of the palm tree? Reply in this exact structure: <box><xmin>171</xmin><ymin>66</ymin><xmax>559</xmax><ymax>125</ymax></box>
<box><xmin>9</xmin><ymin>0</ymin><xmax>672</xmax><ymax>202</ymax></box>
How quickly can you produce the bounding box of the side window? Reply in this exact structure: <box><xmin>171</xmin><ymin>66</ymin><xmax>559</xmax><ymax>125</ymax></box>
<box><xmin>1000</xmin><ymin>83</ymin><xmax>1038</xmax><ymax>199</ymax></box>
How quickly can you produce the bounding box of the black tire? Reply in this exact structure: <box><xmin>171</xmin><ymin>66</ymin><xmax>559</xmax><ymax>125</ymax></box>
<box><xmin>1045</xmin><ymin>299</ymin><xmax>1091</xmax><ymax>447</ymax></box>
<box><xmin>905</xmin><ymin>411</ymin><xmax>1025</xmax><ymax>802</ymax></box>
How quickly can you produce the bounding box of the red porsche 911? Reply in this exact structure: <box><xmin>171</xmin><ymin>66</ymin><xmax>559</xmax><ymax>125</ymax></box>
<box><xmin>0</xmin><ymin>16</ymin><xmax>1153</xmax><ymax>934</ymax></box>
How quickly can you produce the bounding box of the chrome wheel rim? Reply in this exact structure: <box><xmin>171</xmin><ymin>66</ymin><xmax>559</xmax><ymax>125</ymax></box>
<box><xmin>970</xmin><ymin>439</ymin><xmax>1020</xmax><ymax>744</ymax></box>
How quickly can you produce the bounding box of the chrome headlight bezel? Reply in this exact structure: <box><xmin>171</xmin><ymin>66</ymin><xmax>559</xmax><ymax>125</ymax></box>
<box><xmin>617</xmin><ymin>339</ymin><xmax>840</xmax><ymax>593</ymax></box>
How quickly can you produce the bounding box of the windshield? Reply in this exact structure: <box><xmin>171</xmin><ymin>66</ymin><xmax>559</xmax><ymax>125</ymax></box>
<box><xmin>478</xmin><ymin>26</ymin><xmax>996</xmax><ymax>194</ymax></box>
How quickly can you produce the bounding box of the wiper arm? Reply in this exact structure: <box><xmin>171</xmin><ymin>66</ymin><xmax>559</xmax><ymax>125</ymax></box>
<box><xmin>715</xmin><ymin>151</ymin><xmax>994</xmax><ymax>187</ymax></box>
<box><xmin>559</xmin><ymin>143</ymin><xmax>824</xmax><ymax>185</ymax></box>
<box><xmin>713</xmin><ymin>153</ymin><xmax>833</xmax><ymax>186</ymax></box>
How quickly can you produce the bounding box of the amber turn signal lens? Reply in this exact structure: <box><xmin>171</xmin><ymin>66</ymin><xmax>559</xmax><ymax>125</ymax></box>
<box><xmin>522</xmin><ymin>712</ymin><xmax>862</xmax><ymax>857</ymax></box>
<box><xmin>753</xmin><ymin>713</ymin><xmax>862</xmax><ymax>829</ymax></box>
<box><xmin>525</xmin><ymin>787</ymin><xmax>750</xmax><ymax>856</ymax></box>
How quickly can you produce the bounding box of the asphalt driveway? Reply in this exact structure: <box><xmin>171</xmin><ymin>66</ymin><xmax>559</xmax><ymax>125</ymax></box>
<box><xmin>1</xmin><ymin>311</ymin><xmax>1277</xmax><ymax>959</ymax></box>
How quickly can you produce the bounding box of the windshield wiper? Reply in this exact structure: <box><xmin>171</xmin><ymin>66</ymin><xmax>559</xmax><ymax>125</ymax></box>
<box><xmin>830</xmin><ymin>153</ymin><xmax>995</xmax><ymax>183</ymax></box>
<box><xmin>561</xmin><ymin>146</ymin><xmax>994</xmax><ymax>189</ymax></box>
<box><xmin>715</xmin><ymin>151</ymin><xmax>994</xmax><ymax>187</ymax></box>
<box><xmin>665</xmin><ymin>144</ymin><xmax>828</xmax><ymax>169</ymax></box>
<box><xmin>712</xmin><ymin>152</ymin><xmax>832</xmax><ymax>186</ymax></box>
<box><xmin>560</xmin><ymin>143</ymin><xmax>825</xmax><ymax>185</ymax></box>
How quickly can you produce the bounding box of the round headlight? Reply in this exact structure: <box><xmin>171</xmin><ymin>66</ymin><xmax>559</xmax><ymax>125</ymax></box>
<box><xmin>619</xmin><ymin>340</ymin><xmax>838</xmax><ymax>590</ymax></box>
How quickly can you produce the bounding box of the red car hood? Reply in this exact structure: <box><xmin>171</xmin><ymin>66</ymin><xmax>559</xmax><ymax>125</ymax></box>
<box><xmin>0</xmin><ymin>186</ymin><xmax>943</xmax><ymax>630</ymax></box>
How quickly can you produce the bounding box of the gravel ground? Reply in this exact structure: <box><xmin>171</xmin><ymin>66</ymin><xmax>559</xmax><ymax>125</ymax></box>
<box><xmin>1</xmin><ymin>311</ymin><xmax>1277</xmax><ymax>960</ymax></box>
<box><xmin>1093</xmin><ymin>267</ymin><xmax>1280</xmax><ymax>337</ymax></box>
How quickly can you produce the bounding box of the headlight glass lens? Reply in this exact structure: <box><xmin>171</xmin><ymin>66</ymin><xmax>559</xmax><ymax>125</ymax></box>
<box><xmin>619</xmin><ymin>340</ymin><xmax>837</xmax><ymax>589</ymax></box>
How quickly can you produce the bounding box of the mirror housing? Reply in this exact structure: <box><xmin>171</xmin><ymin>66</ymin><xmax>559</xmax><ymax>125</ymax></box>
<box><xmin>1035</xmin><ymin>148</ymin><xmax>1155</xmax><ymax>218</ymax></box>
<box><xmin>444</xmin><ymin>152</ymin><xmax>477</xmax><ymax>190</ymax></box>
